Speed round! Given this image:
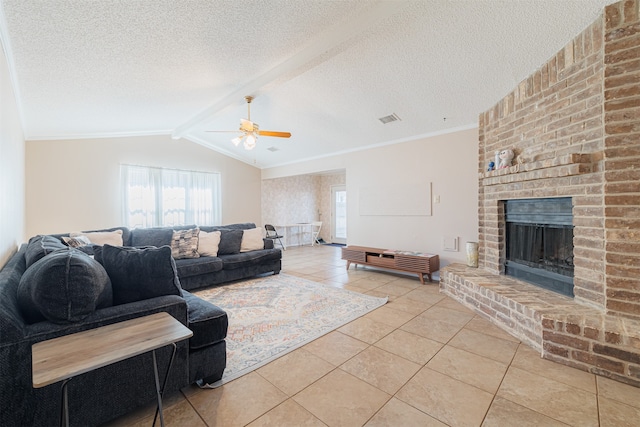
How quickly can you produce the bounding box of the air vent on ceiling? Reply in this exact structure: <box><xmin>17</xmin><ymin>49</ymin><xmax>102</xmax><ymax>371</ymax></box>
<box><xmin>267</xmin><ymin>146</ymin><xmax>279</xmax><ymax>152</ymax></box>
<box><xmin>378</xmin><ymin>113</ymin><xmax>401</xmax><ymax>124</ymax></box>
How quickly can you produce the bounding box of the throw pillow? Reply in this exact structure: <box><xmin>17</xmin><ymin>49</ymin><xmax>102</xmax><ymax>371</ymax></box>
<box><xmin>17</xmin><ymin>248</ymin><xmax>113</xmax><ymax>324</ymax></box>
<box><xmin>62</xmin><ymin>235</ymin><xmax>92</xmax><ymax>248</ymax></box>
<box><xmin>217</xmin><ymin>229</ymin><xmax>244</xmax><ymax>255</ymax></box>
<box><xmin>70</xmin><ymin>229</ymin><xmax>123</xmax><ymax>246</ymax></box>
<box><xmin>240</xmin><ymin>227</ymin><xmax>264</xmax><ymax>252</ymax></box>
<box><xmin>198</xmin><ymin>230</ymin><xmax>221</xmax><ymax>257</ymax></box>
<box><xmin>171</xmin><ymin>228</ymin><xmax>200</xmax><ymax>259</ymax></box>
<box><xmin>25</xmin><ymin>235</ymin><xmax>68</xmax><ymax>268</ymax></box>
<box><xmin>99</xmin><ymin>244</ymin><xmax>182</xmax><ymax>305</ymax></box>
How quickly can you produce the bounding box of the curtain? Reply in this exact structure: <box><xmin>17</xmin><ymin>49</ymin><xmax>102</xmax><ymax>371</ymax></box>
<box><xmin>121</xmin><ymin>164</ymin><xmax>221</xmax><ymax>228</ymax></box>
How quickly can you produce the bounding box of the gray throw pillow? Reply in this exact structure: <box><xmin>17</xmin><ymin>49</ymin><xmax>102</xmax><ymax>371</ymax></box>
<box><xmin>217</xmin><ymin>229</ymin><xmax>244</xmax><ymax>255</ymax></box>
<box><xmin>24</xmin><ymin>235</ymin><xmax>68</xmax><ymax>268</ymax></box>
<box><xmin>99</xmin><ymin>244</ymin><xmax>182</xmax><ymax>305</ymax></box>
<box><xmin>17</xmin><ymin>248</ymin><xmax>113</xmax><ymax>324</ymax></box>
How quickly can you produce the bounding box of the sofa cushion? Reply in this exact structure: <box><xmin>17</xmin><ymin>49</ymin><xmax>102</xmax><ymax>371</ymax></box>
<box><xmin>130</xmin><ymin>225</ymin><xmax>196</xmax><ymax>248</ymax></box>
<box><xmin>181</xmin><ymin>290</ymin><xmax>228</xmax><ymax>349</ymax></box>
<box><xmin>217</xmin><ymin>229</ymin><xmax>244</xmax><ymax>255</ymax></box>
<box><xmin>174</xmin><ymin>256</ymin><xmax>223</xmax><ymax>279</ymax></box>
<box><xmin>240</xmin><ymin>227</ymin><xmax>264</xmax><ymax>252</ymax></box>
<box><xmin>198</xmin><ymin>230</ymin><xmax>221</xmax><ymax>257</ymax></box>
<box><xmin>99</xmin><ymin>244</ymin><xmax>182</xmax><ymax>305</ymax></box>
<box><xmin>25</xmin><ymin>235</ymin><xmax>68</xmax><ymax>268</ymax></box>
<box><xmin>219</xmin><ymin>248</ymin><xmax>282</xmax><ymax>270</ymax></box>
<box><xmin>171</xmin><ymin>228</ymin><xmax>200</xmax><ymax>259</ymax></box>
<box><xmin>17</xmin><ymin>248</ymin><xmax>113</xmax><ymax>324</ymax></box>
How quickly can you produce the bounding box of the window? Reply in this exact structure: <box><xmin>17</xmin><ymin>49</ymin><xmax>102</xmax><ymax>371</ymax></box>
<box><xmin>121</xmin><ymin>164</ymin><xmax>221</xmax><ymax>228</ymax></box>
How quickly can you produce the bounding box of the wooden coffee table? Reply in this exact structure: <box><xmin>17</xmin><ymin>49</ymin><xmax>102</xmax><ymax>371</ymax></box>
<box><xmin>32</xmin><ymin>312</ymin><xmax>192</xmax><ymax>427</ymax></box>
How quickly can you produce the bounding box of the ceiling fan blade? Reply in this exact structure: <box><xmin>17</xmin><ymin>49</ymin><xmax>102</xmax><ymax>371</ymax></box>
<box><xmin>258</xmin><ymin>130</ymin><xmax>291</xmax><ymax>138</ymax></box>
<box><xmin>205</xmin><ymin>130</ymin><xmax>242</xmax><ymax>133</ymax></box>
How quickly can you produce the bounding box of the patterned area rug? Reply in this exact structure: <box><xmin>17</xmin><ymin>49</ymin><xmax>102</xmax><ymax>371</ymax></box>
<box><xmin>194</xmin><ymin>274</ymin><xmax>387</xmax><ymax>387</ymax></box>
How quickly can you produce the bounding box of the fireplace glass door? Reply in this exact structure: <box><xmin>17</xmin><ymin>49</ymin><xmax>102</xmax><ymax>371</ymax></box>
<box><xmin>505</xmin><ymin>198</ymin><xmax>574</xmax><ymax>297</ymax></box>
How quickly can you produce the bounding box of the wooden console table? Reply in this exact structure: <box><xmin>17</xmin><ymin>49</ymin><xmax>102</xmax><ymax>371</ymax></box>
<box><xmin>342</xmin><ymin>246</ymin><xmax>439</xmax><ymax>284</ymax></box>
<box><xmin>32</xmin><ymin>312</ymin><xmax>192</xmax><ymax>427</ymax></box>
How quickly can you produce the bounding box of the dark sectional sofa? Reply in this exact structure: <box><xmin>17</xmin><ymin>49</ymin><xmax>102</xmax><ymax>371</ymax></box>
<box><xmin>0</xmin><ymin>222</ymin><xmax>281</xmax><ymax>427</ymax></box>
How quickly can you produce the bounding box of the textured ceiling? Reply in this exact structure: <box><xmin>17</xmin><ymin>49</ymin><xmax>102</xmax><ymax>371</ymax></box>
<box><xmin>0</xmin><ymin>0</ymin><xmax>617</xmax><ymax>168</ymax></box>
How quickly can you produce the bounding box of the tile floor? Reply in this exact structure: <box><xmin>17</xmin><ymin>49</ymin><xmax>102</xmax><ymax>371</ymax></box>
<box><xmin>106</xmin><ymin>245</ymin><xmax>640</xmax><ymax>427</ymax></box>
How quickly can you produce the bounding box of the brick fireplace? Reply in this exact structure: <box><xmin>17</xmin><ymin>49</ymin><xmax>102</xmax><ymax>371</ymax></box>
<box><xmin>440</xmin><ymin>0</ymin><xmax>640</xmax><ymax>387</ymax></box>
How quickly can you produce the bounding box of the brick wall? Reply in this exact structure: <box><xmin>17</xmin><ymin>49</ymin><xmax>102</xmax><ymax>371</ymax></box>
<box><xmin>477</xmin><ymin>0</ymin><xmax>640</xmax><ymax>319</ymax></box>
<box><xmin>442</xmin><ymin>0</ymin><xmax>640</xmax><ymax>387</ymax></box>
<box><xmin>603</xmin><ymin>0</ymin><xmax>640</xmax><ymax>318</ymax></box>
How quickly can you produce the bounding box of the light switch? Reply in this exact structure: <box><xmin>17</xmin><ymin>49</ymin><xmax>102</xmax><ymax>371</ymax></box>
<box><xmin>442</xmin><ymin>236</ymin><xmax>458</xmax><ymax>251</ymax></box>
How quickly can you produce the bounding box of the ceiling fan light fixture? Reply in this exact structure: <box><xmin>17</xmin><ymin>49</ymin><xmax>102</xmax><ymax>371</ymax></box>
<box><xmin>231</xmin><ymin>136</ymin><xmax>243</xmax><ymax>146</ymax></box>
<box><xmin>244</xmin><ymin>133</ymin><xmax>257</xmax><ymax>150</ymax></box>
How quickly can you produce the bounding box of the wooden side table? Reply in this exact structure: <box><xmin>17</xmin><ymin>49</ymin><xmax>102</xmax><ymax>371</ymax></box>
<box><xmin>32</xmin><ymin>312</ymin><xmax>193</xmax><ymax>427</ymax></box>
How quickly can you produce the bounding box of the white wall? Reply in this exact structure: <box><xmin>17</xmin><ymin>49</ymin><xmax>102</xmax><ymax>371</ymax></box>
<box><xmin>25</xmin><ymin>135</ymin><xmax>262</xmax><ymax>237</ymax></box>
<box><xmin>262</xmin><ymin>128</ymin><xmax>479</xmax><ymax>268</ymax></box>
<box><xmin>0</xmin><ymin>40</ymin><xmax>25</xmax><ymax>267</ymax></box>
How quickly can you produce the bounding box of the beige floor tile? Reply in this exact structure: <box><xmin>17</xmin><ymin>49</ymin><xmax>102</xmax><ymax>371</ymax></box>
<box><xmin>402</xmin><ymin>288</ymin><xmax>446</xmax><ymax>304</ymax></box>
<box><xmin>374</xmin><ymin>329</ymin><xmax>443</xmax><ymax>365</ymax></box>
<box><xmin>364</xmin><ymin>306</ymin><xmax>415</xmax><ymax>328</ymax></box>
<box><xmin>293</xmin><ymin>370</ymin><xmax>391</xmax><ymax>427</ymax></box>
<box><xmin>419</xmin><ymin>305</ymin><xmax>474</xmax><ymax>327</ymax></box>
<box><xmin>482</xmin><ymin>396</ymin><xmax>569</xmax><ymax>427</ymax></box>
<box><xmin>303</xmin><ymin>331</ymin><xmax>369</xmax><ymax>366</ymax></box>
<box><xmin>427</xmin><ymin>345</ymin><xmax>508</xmax><ymax>393</ymax></box>
<box><xmin>102</xmin><ymin>391</ymin><xmax>187</xmax><ymax>426</ymax></box>
<box><xmin>338</xmin><ymin>316</ymin><xmax>395</xmax><ymax>344</ymax></box>
<box><xmin>400</xmin><ymin>316</ymin><xmax>465</xmax><ymax>343</ymax></box>
<box><xmin>257</xmin><ymin>348</ymin><xmax>334</xmax><ymax>396</ymax></box>
<box><xmin>365</xmin><ymin>397</ymin><xmax>447</xmax><ymax>427</ymax></box>
<box><xmin>340</xmin><ymin>346</ymin><xmax>421</xmax><ymax>394</ymax></box>
<box><xmin>366</xmin><ymin>290</ymin><xmax>399</xmax><ymax>301</ymax></box>
<box><xmin>435</xmin><ymin>297</ymin><xmax>476</xmax><ymax>314</ymax></box>
<box><xmin>598</xmin><ymin>396</ymin><xmax>640</xmax><ymax>427</ymax></box>
<box><xmin>385</xmin><ymin>295</ymin><xmax>432</xmax><ymax>315</ymax></box>
<box><xmin>345</xmin><ymin>279</ymin><xmax>386</xmax><ymax>291</ymax></box>
<box><xmin>464</xmin><ymin>316</ymin><xmax>520</xmax><ymax>342</ymax></box>
<box><xmin>186</xmin><ymin>372</ymin><xmax>287</xmax><ymax>427</ymax></box>
<box><xmin>247</xmin><ymin>399</ymin><xmax>327</xmax><ymax>427</ymax></box>
<box><xmin>396</xmin><ymin>367</ymin><xmax>494</xmax><ymax>427</ymax></box>
<box><xmin>373</xmin><ymin>282</ymin><xmax>416</xmax><ymax>297</ymax></box>
<box><xmin>448</xmin><ymin>328</ymin><xmax>519</xmax><ymax>364</ymax></box>
<box><xmin>343</xmin><ymin>284</ymin><xmax>372</xmax><ymax>294</ymax></box>
<box><xmin>497</xmin><ymin>367</ymin><xmax>598</xmax><ymax>427</ymax></box>
<box><xmin>320</xmin><ymin>272</ymin><xmax>351</xmax><ymax>285</ymax></box>
<box><xmin>597</xmin><ymin>376</ymin><xmax>640</xmax><ymax>409</ymax></box>
<box><xmin>132</xmin><ymin>399</ymin><xmax>207</xmax><ymax>427</ymax></box>
<box><xmin>511</xmin><ymin>345</ymin><xmax>596</xmax><ymax>393</ymax></box>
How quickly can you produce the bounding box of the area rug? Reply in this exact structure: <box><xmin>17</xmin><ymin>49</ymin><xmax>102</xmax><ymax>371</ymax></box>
<box><xmin>194</xmin><ymin>273</ymin><xmax>387</xmax><ymax>387</ymax></box>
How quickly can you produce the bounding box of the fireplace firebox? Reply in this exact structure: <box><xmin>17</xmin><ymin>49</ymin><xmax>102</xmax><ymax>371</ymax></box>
<box><xmin>504</xmin><ymin>198</ymin><xmax>574</xmax><ymax>297</ymax></box>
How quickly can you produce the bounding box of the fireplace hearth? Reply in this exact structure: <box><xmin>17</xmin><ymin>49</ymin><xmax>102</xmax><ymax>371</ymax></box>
<box><xmin>504</xmin><ymin>198</ymin><xmax>574</xmax><ymax>297</ymax></box>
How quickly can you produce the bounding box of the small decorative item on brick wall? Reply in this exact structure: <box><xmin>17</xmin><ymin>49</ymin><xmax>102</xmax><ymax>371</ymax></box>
<box><xmin>466</xmin><ymin>241</ymin><xmax>478</xmax><ymax>268</ymax></box>
<box><xmin>498</xmin><ymin>149</ymin><xmax>514</xmax><ymax>168</ymax></box>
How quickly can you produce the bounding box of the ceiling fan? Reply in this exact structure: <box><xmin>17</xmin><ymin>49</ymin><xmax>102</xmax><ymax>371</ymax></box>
<box><xmin>206</xmin><ymin>96</ymin><xmax>291</xmax><ymax>150</ymax></box>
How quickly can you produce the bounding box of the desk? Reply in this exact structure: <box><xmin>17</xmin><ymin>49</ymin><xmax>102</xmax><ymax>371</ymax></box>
<box><xmin>32</xmin><ymin>312</ymin><xmax>193</xmax><ymax>427</ymax></box>
<box><xmin>275</xmin><ymin>223</ymin><xmax>314</xmax><ymax>247</ymax></box>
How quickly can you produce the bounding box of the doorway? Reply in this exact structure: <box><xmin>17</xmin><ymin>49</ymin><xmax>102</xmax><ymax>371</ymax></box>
<box><xmin>331</xmin><ymin>185</ymin><xmax>347</xmax><ymax>244</ymax></box>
